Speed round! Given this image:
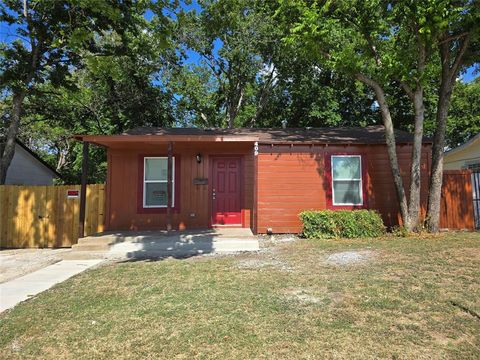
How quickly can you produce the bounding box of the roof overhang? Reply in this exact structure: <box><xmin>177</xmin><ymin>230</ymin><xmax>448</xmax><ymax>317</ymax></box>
<box><xmin>444</xmin><ymin>133</ymin><xmax>480</xmax><ymax>157</ymax></box>
<box><xmin>74</xmin><ymin>134</ymin><xmax>260</xmax><ymax>147</ymax></box>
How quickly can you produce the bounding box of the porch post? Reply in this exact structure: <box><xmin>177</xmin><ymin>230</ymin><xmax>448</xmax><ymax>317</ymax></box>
<box><xmin>79</xmin><ymin>141</ymin><xmax>89</xmax><ymax>238</ymax></box>
<box><xmin>167</xmin><ymin>141</ymin><xmax>173</xmax><ymax>232</ymax></box>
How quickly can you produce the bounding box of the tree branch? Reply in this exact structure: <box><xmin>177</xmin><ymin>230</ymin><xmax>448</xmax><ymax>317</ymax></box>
<box><xmin>438</xmin><ymin>32</ymin><xmax>469</xmax><ymax>45</ymax></box>
<box><xmin>449</xmin><ymin>34</ymin><xmax>471</xmax><ymax>84</ymax></box>
<box><xmin>399</xmin><ymin>80</ymin><xmax>415</xmax><ymax>100</ymax></box>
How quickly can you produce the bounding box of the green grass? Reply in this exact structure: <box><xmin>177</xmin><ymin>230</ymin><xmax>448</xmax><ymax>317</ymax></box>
<box><xmin>1</xmin><ymin>232</ymin><xmax>479</xmax><ymax>359</ymax></box>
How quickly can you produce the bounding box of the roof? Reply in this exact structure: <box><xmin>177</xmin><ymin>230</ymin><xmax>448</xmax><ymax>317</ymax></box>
<box><xmin>2</xmin><ymin>139</ymin><xmax>62</xmax><ymax>179</ymax></box>
<box><xmin>75</xmin><ymin>125</ymin><xmax>431</xmax><ymax>146</ymax></box>
<box><xmin>444</xmin><ymin>133</ymin><xmax>480</xmax><ymax>157</ymax></box>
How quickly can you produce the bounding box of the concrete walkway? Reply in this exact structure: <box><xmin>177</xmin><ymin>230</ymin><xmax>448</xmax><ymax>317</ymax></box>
<box><xmin>0</xmin><ymin>248</ymin><xmax>71</xmax><ymax>284</ymax></box>
<box><xmin>0</xmin><ymin>260</ymin><xmax>102</xmax><ymax>313</ymax></box>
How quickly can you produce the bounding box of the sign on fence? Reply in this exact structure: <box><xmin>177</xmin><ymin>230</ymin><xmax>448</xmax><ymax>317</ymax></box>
<box><xmin>67</xmin><ymin>189</ymin><xmax>80</xmax><ymax>199</ymax></box>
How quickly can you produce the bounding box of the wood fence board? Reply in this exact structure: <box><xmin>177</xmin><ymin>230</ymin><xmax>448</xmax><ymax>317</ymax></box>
<box><xmin>8</xmin><ymin>186</ymin><xmax>17</xmax><ymax>248</ymax></box>
<box><xmin>440</xmin><ymin>170</ymin><xmax>475</xmax><ymax>230</ymax></box>
<box><xmin>0</xmin><ymin>184</ymin><xmax>105</xmax><ymax>248</ymax></box>
<box><xmin>45</xmin><ymin>185</ymin><xmax>55</xmax><ymax>247</ymax></box>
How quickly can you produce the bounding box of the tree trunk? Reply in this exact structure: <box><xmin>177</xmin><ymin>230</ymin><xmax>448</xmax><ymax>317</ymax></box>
<box><xmin>356</xmin><ymin>73</ymin><xmax>410</xmax><ymax>226</ymax></box>
<box><xmin>426</xmin><ymin>85</ymin><xmax>452</xmax><ymax>231</ymax></box>
<box><xmin>406</xmin><ymin>88</ymin><xmax>425</xmax><ymax>231</ymax></box>
<box><xmin>426</xmin><ymin>35</ymin><xmax>470</xmax><ymax>232</ymax></box>
<box><xmin>227</xmin><ymin>86</ymin><xmax>244</xmax><ymax>128</ymax></box>
<box><xmin>0</xmin><ymin>92</ymin><xmax>26</xmax><ymax>184</ymax></box>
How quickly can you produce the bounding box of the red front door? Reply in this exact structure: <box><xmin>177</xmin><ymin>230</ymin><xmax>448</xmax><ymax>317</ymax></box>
<box><xmin>211</xmin><ymin>157</ymin><xmax>242</xmax><ymax>225</ymax></box>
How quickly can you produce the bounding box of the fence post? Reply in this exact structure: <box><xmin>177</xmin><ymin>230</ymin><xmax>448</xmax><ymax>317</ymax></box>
<box><xmin>79</xmin><ymin>142</ymin><xmax>89</xmax><ymax>238</ymax></box>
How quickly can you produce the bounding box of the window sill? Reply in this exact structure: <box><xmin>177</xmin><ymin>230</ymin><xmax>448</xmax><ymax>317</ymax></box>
<box><xmin>137</xmin><ymin>207</ymin><xmax>181</xmax><ymax>214</ymax></box>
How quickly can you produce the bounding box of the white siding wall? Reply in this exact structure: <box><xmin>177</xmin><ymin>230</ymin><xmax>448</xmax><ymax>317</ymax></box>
<box><xmin>5</xmin><ymin>144</ymin><xmax>57</xmax><ymax>185</ymax></box>
<box><xmin>444</xmin><ymin>138</ymin><xmax>480</xmax><ymax>170</ymax></box>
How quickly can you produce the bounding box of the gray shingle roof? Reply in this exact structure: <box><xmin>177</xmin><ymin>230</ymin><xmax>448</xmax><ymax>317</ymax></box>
<box><xmin>122</xmin><ymin>125</ymin><xmax>430</xmax><ymax>144</ymax></box>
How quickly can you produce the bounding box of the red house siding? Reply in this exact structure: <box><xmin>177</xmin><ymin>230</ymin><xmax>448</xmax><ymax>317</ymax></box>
<box><xmin>105</xmin><ymin>142</ymin><xmax>254</xmax><ymax>231</ymax></box>
<box><xmin>104</xmin><ymin>140</ymin><xmax>437</xmax><ymax>233</ymax></box>
<box><xmin>256</xmin><ymin>144</ymin><xmax>432</xmax><ymax>233</ymax></box>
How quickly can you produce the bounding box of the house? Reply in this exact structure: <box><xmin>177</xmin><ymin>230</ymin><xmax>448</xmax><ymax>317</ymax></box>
<box><xmin>1</xmin><ymin>140</ymin><xmax>61</xmax><ymax>185</ymax></box>
<box><xmin>444</xmin><ymin>133</ymin><xmax>480</xmax><ymax>171</ymax></box>
<box><xmin>75</xmin><ymin>126</ymin><xmax>435</xmax><ymax>234</ymax></box>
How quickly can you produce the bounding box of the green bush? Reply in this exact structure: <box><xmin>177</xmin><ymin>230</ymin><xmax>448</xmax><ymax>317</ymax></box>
<box><xmin>299</xmin><ymin>210</ymin><xmax>386</xmax><ymax>239</ymax></box>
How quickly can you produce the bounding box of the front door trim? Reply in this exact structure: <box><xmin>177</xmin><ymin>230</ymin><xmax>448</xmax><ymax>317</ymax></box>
<box><xmin>209</xmin><ymin>155</ymin><xmax>244</xmax><ymax>227</ymax></box>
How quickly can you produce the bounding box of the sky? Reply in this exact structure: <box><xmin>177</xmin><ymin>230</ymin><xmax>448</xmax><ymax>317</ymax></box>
<box><xmin>461</xmin><ymin>66</ymin><xmax>479</xmax><ymax>83</ymax></box>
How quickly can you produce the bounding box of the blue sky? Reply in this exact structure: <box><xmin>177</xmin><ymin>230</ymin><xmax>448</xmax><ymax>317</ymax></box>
<box><xmin>461</xmin><ymin>66</ymin><xmax>478</xmax><ymax>83</ymax></box>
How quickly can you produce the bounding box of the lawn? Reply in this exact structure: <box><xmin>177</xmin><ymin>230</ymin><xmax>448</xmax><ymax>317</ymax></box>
<box><xmin>1</xmin><ymin>232</ymin><xmax>479</xmax><ymax>359</ymax></box>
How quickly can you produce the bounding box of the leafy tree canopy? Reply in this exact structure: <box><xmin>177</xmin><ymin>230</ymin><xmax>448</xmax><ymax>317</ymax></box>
<box><xmin>1</xmin><ymin>0</ymin><xmax>478</xmax><ymax>185</ymax></box>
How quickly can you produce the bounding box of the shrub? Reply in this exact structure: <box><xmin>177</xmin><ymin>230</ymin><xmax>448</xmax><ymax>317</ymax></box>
<box><xmin>299</xmin><ymin>210</ymin><xmax>386</xmax><ymax>239</ymax></box>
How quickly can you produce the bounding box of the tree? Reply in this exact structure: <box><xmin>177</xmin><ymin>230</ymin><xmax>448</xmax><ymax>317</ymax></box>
<box><xmin>169</xmin><ymin>0</ymin><xmax>381</xmax><ymax>130</ymax></box>
<box><xmin>279</xmin><ymin>0</ymin><xmax>479</xmax><ymax>231</ymax></box>
<box><xmin>0</xmin><ymin>0</ymin><xmax>147</xmax><ymax>184</ymax></box>
<box><xmin>278</xmin><ymin>0</ymin><xmax>439</xmax><ymax>230</ymax></box>
<box><xmin>445</xmin><ymin>78</ymin><xmax>480</xmax><ymax>148</ymax></box>
<box><xmin>426</xmin><ymin>3</ymin><xmax>479</xmax><ymax>231</ymax></box>
<box><xmin>15</xmin><ymin>7</ymin><xmax>177</xmax><ymax>183</ymax></box>
<box><xmin>170</xmin><ymin>0</ymin><xmax>282</xmax><ymax>128</ymax></box>
<box><xmin>257</xmin><ymin>53</ymin><xmax>380</xmax><ymax>128</ymax></box>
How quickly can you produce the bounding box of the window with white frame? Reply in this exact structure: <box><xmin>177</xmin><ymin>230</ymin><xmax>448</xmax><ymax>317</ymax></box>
<box><xmin>143</xmin><ymin>157</ymin><xmax>174</xmax><ymax>208</ymax></box>
<box><xmin>331</xmin><ymin>155</ymin><xmax>363</xmax><ymax>206</ymax></box>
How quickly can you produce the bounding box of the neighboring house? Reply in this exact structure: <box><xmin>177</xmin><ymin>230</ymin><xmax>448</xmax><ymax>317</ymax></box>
<box><xmin>444</xmin><ymin>133</ymin><xmax>480</xmax><ymax>171</ymax></box>
<box><xmin>76</xmin><ymin>126</ymin><xmax>437</xmax><ymax>233</ymax></box>
<box><xmin>1</xmin><ymin>140</ymin><xmax>61</xmax><ymax>185</ymax></box>
<box><xmin>444</xmin><ymin>134</ymin><xmax>480</xmax><ymax>229</ymax></box>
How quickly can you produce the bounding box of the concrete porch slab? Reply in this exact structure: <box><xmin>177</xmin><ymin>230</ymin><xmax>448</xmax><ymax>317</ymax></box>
<box><xmin>71</xmin><ymin>228</ymin><xmax>259</xmax><ymax>259</ymax></box>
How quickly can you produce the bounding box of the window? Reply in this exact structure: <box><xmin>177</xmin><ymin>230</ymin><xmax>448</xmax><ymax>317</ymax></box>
<box><xmin>143</xmin><ymin>157</ymin><xmax>174</xmax><ymax>208</ymax></box>
<box><xmin>331</xmin><ymin>155</ymin><xmax>363</xmax><ymax>206</ymax></box>
<box><xmin>467</xmin><ymin>162</ymin><xmax>480</xmax><ymax>172</ymax></box>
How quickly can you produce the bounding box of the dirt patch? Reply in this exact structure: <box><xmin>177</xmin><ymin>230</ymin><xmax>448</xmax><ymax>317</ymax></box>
<box><xmin>259</xmin><ymin>234</ymin><xmax>301</xmax><ymax>246</ymax></box>
<box><xmin>284</xmin><ymin>289</ymin><xmax>322</xmax><ymax>305</ymax></box>
<box><xmin>326</xmin><ymin>250</ymin><xmax>375</xmax><ymax>266</ymax></box>
<box><xmin>236</xmin><ymin>257</ymin><xmax>293</xmax><ymax>272</ymax></box>
<box><xmin>0</xmin><ymin>248</ymin><xmax>71</xmax><ymax>283</ymax></box>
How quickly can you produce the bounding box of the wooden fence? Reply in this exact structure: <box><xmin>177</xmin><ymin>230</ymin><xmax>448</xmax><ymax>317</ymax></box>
<box><xmin>440</xmin><ymin>170</ymin><xmax>475</xmax><ymax>230</ymax></box>
<box><xmin>0</xmin><ymin>184</ymin><xmax>104</xmax><ymax>248</ymax></box>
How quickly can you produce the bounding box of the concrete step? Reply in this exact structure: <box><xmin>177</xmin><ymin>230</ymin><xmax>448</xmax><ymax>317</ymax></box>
<box><xmin>72</xmin><ymin>243</ymin><xmax>110</xmax><ymax>252</ymax></box>
<box><xmin>76</xmin><ymin>236</ymin><xmax>117</xmax><ymax>246</ymax></box>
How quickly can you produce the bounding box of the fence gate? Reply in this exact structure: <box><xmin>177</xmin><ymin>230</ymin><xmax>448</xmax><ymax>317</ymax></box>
<box><xmin>470</xmin><ymin>168</ymin><xmax>480</xmax><ymax>229</ymax></box>
<box><xmin>0</xmin><ymin>184</ymin><xmax>104</xmax><ymax>248</ymax></box>
<box><xmin>440</xmin><ymin>170</ymin><xmax>475</xmax><ymax>230</ymax></box>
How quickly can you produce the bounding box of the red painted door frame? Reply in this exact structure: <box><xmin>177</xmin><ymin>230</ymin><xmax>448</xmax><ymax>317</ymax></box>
<box><xmin>209</xmin><ymin>155</ymin><xmax>244</xmax><ymax>227</ymax></box>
